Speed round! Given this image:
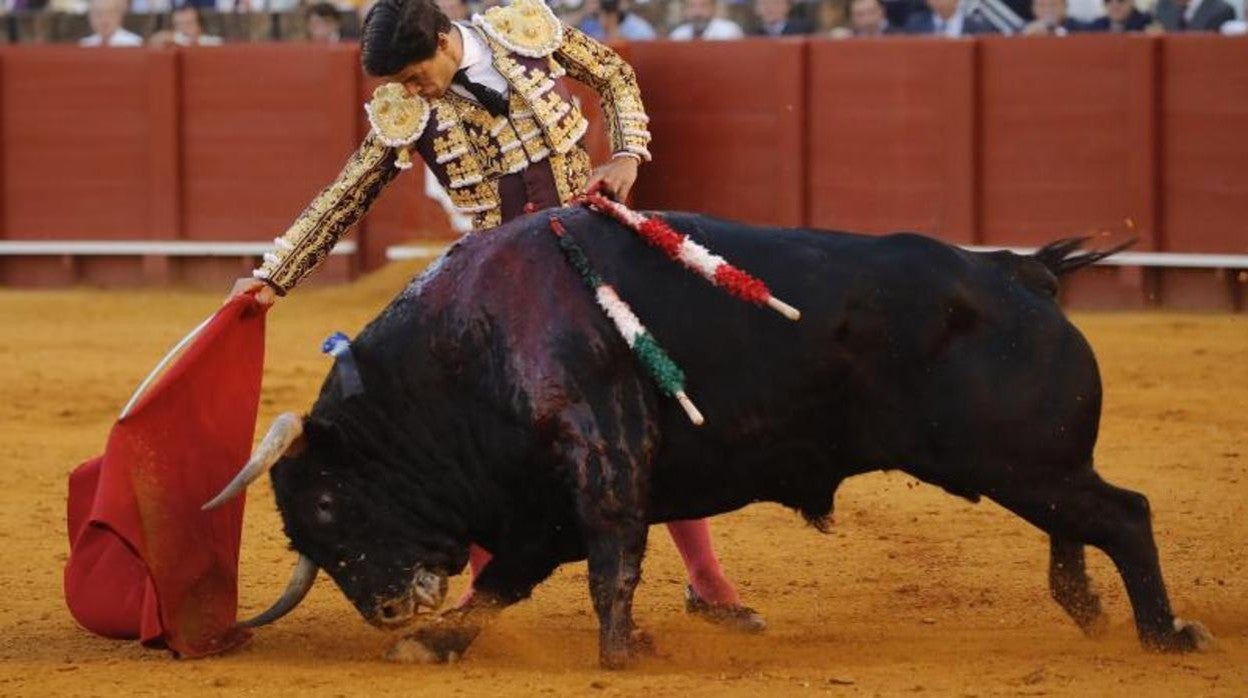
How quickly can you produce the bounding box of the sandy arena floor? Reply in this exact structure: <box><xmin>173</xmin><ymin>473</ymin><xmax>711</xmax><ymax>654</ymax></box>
<box><xmin>0</xmin><ymin>260</ymin><xmax>1244</xmax><ymax>697</ymax></box>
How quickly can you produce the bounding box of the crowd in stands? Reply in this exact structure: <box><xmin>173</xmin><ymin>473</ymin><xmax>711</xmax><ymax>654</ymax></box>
<box><xmin>1</xmin><ymin>0</ymin><xmax>1244</xmax><ymax>46</ymax></box>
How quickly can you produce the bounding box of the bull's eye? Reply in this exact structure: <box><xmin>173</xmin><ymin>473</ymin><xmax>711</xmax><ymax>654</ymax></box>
<box><xmin>315</xmin><ymin>492</ymin><xmax>335</xmax><ymax>525</ymax></box>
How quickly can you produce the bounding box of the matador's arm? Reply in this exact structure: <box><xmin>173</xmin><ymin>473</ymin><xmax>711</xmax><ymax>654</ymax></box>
<box><xmin>553</xmin><ymin>25</ymin><xmax>652</xmax><ymax>163</ymax></box>
<box><xmin>253</xmin><ymin>133</ymin><xmax>400</xmax><ymax>295</ymax></box>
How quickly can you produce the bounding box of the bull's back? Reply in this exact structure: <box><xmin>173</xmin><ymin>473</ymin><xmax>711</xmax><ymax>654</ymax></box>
<box><xmin>388</xmin><ymin>210</ymin><xmax>1102</xmax><ymax>519</ymax></box>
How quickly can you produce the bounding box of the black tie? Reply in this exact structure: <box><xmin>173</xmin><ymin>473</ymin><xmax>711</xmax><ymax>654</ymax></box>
<box><xmin>453</xmin><ymin>69</ymin><xmax>509</xmax><ymax>117</ymax></box>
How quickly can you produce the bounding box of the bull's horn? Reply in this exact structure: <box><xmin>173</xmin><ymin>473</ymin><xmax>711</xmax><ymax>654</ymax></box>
<box><xmin>202</xmin><ymin>412</ymin><xmax>303</xmax><ymax>511</ymax></box>
<box><xmin>239</xmin><ymin>554</ymin><xmax>318</xmax><ymax>628</ymax></box>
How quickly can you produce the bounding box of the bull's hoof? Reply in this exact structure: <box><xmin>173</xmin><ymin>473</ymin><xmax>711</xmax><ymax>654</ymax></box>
<box><xmin>596</xmin><ymin>628</ymin><xmax>656</xmax><ymax>670</ymax></box>
<box><xmin>1079</xmin><ymin>610</ymin><xmax>1111</xmax><ymax>639</ymax></box>
<box><xmin>387</xmin><ymin>635</ymin><xmax>455</xmax><ymax>664</ymax></box>
<box><xmin>629</xmin><ymin>628</ymin><xmax>657</xmax><ymax>657</ymax></box>
<box><xmin>386</xmin><ymin>623</ymin><xmax>479</xmax><ymax>664</ymax></box>
<box><xmin>599</xmin><ymin>647</ymin><xmax>633</xmax><ymax>671</ymax></box>
<box><xmin>1143</xmin><ymin>618</ymin><xmax>1216</xmax><ymax>653</ymax></box>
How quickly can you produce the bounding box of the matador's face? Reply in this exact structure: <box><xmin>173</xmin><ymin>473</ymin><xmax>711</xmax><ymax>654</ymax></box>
<box><xmin>390</xmin><ymin>31</ymin><xmax>460</xmax><ymax>100</ymax></box>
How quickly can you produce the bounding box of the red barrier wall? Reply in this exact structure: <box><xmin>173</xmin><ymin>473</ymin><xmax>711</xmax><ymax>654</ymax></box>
<box><xmin>629</xmin><ymin>39</ymin><xmax>807</xmax><ymax>227</ymax></box>
<box><xmin>806</xmin><ymin>38</ymin><xmax>976</xmax><ymax>241</ymax></box>
<box><xmin>1</xmin><ymin>38</ymin><xmax>1246</xmax><ymax>308</ymax></box>
<box><xmin>978</xmin><ymin>36</ymin><xmax>1159</xmax><ymax>250</ymax></box>
<box><xmin>1</xmin><ymin>48</ymin><xmax>178</xmax><ymax>240</ymax></box>
<box><xmin>180</xmin><ymin>45</ymin><xmax>361</xmax><ymax>241</ymax></box>
<box><xmin>1161</xmin><ymin>37</ymin><xmax>1248</xmax><ymax>255</ymax></box>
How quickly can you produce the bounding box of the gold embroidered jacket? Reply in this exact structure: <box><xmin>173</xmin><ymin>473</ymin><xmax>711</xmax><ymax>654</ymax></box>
<box><xmin>255</xmin><ymin>0</ymin><xmax>651</xmax><ymax>294</ymax></box>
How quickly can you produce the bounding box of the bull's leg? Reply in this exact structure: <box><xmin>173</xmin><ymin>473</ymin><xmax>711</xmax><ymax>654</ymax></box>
<box><xmin>1048</xmin><ymin>537</ymin><xmax>1108</xmax><ymax>636</ymax></box>
<box><xmin>994</xmin><ymin>469</ymin><xmax>1212</xmax><ymax>652</ymax></box>
<box><xmin>584</xmin><ymin>517</ymin><xmax>650</xmax><ymax>669</ymax></box>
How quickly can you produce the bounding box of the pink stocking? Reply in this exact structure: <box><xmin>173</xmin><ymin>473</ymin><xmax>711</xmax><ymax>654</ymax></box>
<box><xmin>666</xmin><ymin>518</ymin><xmax>739</xmax><ymax>606</ymax></box>
<box><xmin>456</xmin><ymin>543</ymin><xmax>494</xmax><ymax>607</ymax></box>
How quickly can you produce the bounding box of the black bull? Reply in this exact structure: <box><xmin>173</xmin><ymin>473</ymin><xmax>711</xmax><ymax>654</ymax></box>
<box><xmin>212</xmin><ymin>209</ymin><xmax>1210</xmax><ymax>668</ymax></box>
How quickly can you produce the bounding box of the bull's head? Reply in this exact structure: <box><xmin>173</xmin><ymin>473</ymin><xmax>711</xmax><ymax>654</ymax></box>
<box><xmin>205</xmin><ymin>412</ymin><xmax>463</xmax><ymax>630</ymax></box>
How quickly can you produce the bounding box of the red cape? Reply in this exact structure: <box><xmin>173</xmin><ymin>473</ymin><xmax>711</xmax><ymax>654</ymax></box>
<box><xmin>64</xmin><ymin>295</ymin><xmax>267</xmax><ymax>657</ymax></box>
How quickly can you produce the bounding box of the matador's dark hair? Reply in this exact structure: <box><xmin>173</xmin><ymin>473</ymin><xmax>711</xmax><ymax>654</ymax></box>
<box><xmin>361</xmin><ymin>0</ymin><xmax>452</xmax><ymax>78</ymax></box>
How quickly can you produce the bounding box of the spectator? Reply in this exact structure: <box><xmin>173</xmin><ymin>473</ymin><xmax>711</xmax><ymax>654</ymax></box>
<box><xmin>831</xmin><ymin>0</ymin><xmax>899</xmax><ymax>34</ymax></box>
<box><xmin>1084</xmin><ymin>0</ymin><xmax>1152</xmax><ymax>30</ymax></box>
<box><xmin>80</xmin><ymin>0</ymin><xmax>143</xmax><ymax>46</ymax></box>
<box><xmin>435</xmin><ymin>0</ymin><xmax>469</xmax><ymax>21</ymax></box>
<box><xmin>875</xmin><ymin>0</ymin><xmax>928</xmax><ymax>27</ymax></box>
<box><xmin>131</xmin><ymin>0</ymin><xmax>210</xmax><ymax>11</ymax></box>
<box><xmin>306</xmin><ymin>1</ymin><xmax>342</xmax><ymax>42</ymax></box>
<box><xmin>669</xmin><ymin>0</ymin><xmax>746</xmax><ymax>38</ymax></box>
<box><xmin>149</xmin><ymin>4</ymin><xmax>224</xmax><ymax>45</ymax></box>
<box><xmin>1021</xmin><ymin>0</ymin><xmax>1086</xmax><ymax>33</ymax></box>
<box><xmin>815</xmin><ymin>0</ymin><xmax>851</xmax><ymax>33</ymax></box>
<box><xmin>903</xmin><ymin>0</ymin><xmax>1002</xmax><ymax>34</ymax></box>
<box><xmin>577</xmin><ymin>0</ymin><xmax>659</xmax><ymax>40</ymax></box>
<box><xmin>752</xmin><ymin>0</ymin><xmax>816</xmax><ymax>34</ymax></box>
<box><xmin>1153</xmin><ymin>0</ymin><xmax>1235</xmax><ymax>31</ymax></box>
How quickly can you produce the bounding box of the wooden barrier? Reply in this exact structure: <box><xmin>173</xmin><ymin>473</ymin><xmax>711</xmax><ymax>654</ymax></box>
<box><xmin>629</xmin><ymin>38</ymin><xmax>807</xmax><ymax>227</ymax></box>
<box><xmin>1</xmin><ymin>38</ymin><xmax>1246</xmax><ymax>309</ymax></box>
<box><xmin>805</xmin><ymin>38</ymin><xmax>976</xmax><ymax>241</ymax></box>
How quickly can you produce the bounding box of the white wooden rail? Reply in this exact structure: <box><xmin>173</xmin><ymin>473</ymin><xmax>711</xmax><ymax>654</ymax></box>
<box><xmin>0</xmin><ymin>240</ymin><xmax>356</xmax><ymax>256</ymax></box>
<box><xmin>961</xmin><ymin>246</ymin><xmax>1248</xmax><ymax>269</ymax></box>
<box><xmin>385</xmin><ymin>244</ymin><xmax>452</xmax><ymax>261</ymax></box>
<box><xmin>0</xmin><ymin>240</ymin><xmax>1242</xmax><ymax>272</ymax></box>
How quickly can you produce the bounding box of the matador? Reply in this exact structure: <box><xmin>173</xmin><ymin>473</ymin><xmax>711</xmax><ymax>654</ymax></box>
<box><xmin>233</xmin><ymin>0</ymin><xmax>764</xmax><ymax>633</ymax></box>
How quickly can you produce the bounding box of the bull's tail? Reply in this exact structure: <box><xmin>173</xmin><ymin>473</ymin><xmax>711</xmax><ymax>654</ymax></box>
<box><xmin>1032</xmin><ymin>237</ymin><xmax>1136</xmax><ymax>277</ymax></box>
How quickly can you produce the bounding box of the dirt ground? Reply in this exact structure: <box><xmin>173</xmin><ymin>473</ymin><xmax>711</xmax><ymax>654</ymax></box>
<box><xmin>1</xmin><ymin>259</ymin><xmax>1244</xmax><ymax>697</ymax></box>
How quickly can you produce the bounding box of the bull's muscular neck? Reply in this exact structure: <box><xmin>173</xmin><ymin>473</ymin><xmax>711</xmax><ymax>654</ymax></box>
<box><xmin>312</xmin><ymin>296</ymin><xmax>542</xmax><ymax>557</ymax></box>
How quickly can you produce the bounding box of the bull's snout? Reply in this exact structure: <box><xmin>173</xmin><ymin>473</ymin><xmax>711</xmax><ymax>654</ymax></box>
<box><xmin>369</xmin><ymin>567</ymin><xmax>448</xmax><ymax>628</ymax></box>
<box><xmin>375</xmin><ymin>597</ymin><xmax>416</xmax><ymax>627</ymax></box>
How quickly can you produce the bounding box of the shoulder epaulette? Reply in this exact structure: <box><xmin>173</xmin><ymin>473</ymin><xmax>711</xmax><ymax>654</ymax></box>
<box><xmin>473</xmin><ymin>0</ymin><xmax>564</xmax><ymax>58</ymax></box>
<box><xmin>364</xmin><ymin>82</ymin><xmax>431</xmax><ymax>170</ymax></box>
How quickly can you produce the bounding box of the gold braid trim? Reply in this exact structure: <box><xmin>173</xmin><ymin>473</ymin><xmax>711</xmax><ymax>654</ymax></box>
<box><xmin>553</xmin><ymin>25</ymin><xmax>651</xmax><ymax>162</ymax></box>
<box><xmin>254</xmin><ymin>133</ymin><xmax>399</xmax><ymax>293</ymax></box>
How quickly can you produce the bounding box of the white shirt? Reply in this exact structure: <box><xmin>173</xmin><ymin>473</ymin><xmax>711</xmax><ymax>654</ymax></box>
<box><xmin>1065</xmin><ymin>0</ymin><xmax>1105</xmax><ymax>21</ymax></box>
<box><xmin>668</xmin><ymin>17</ymin><xmax>746</xmax><ymax>40</ymax></box>
<box><xmin>1183</xmin><ymin>0</ymin><xmax>1206</xmax><ymax>23</ymax></box>
<box><xmin>452</xmin><ymin>22</ymin><xmax>510</xmax><ymax>104</ymax></box>
<box><xmin>79</xmin><ymin>29</ymin><xmax>144</xmax><ymax>47</ymax></box>
<box><xmin>933</xmin><ymin>8</ymin><xmax>966</xmax><ymax>36</ymax></box>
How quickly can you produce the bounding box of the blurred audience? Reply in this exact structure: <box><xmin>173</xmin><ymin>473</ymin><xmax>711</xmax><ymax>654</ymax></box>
<box><xmin>751</xmin><ymin>0</ymin><xmax>815</xmax><ymax>34</ymax></box>
<box><xmin>149</xmin><ymin>4</ymin><xmax>224</xmax><ymax>45</ymax></box>
<box><xmin>80</xmin><ymin>0</ymin><xmax>143</xmax><ymax>45</ymax></box>
<box><xmin>1021</xmin><ymin>0</ymin><xmax>1085</xmax><ymax>33</ymax></box>
<box><xmin>577</xmin><ymin>0</ymin><xmax>659</xmax><ymax>40</ymax></box>
<box><xmin>1084</xmin><ymin>0</ymin><xmax>1152</xmax><ymax>30</ymax></box>
<box><xmin>669</xmin><ymin>0</ymin><xmax>746</xmax><ymax>38</ymax></box>
<box><xmin>436</xmin><ymin>0</ymin><xmax>470</xmax><ymax>21</ymax></box>
<box><xmin>15</xmin><ymin>0</ymin><xmax>1242</xmax><ymax>46</ymax></box>
<box><xmin>305</xmin><ymin>1</ymin><xmax>341</xmax><ymax>42</ymax></box>
<box><xmin>830</xmin><ymin>0</ymin><xmax>899</xmax><ymax>34</ymax></box>
<box><xmin>1153</xmin><ymin>0</ymin><xmax>1236</xmax><ymax>31</ymax></box>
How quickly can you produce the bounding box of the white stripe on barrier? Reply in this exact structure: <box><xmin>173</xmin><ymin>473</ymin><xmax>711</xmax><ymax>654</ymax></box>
<box><xmin>385</xmin><ymin>244</ymin><xmax>451</xmax><ymax>261</ymax></box>
<box><xmin>0</xmin><ymin>240</ymin><xmax>1240</xmax><ymax>270</ymax></box>
<box><xmin>0</xmin><ymin>240</ymin><xmax>356</xmax><ymax>256</ymax></box>
<box><xmin>961</xmin><ymin>246</ymin><xmax>1248</xmax><ymax>269</ymax></box>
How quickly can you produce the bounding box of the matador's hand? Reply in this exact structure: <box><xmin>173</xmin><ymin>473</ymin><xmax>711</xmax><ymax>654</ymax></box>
<box><xmin>226</xmin><ymin>277</ymin><xmax>277</xmax><ymax>307</ymax></box>
<box><xmin>585</xmin><ymin>155</ymin><xmax>640</xmax><ymax>202</ymax></box>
